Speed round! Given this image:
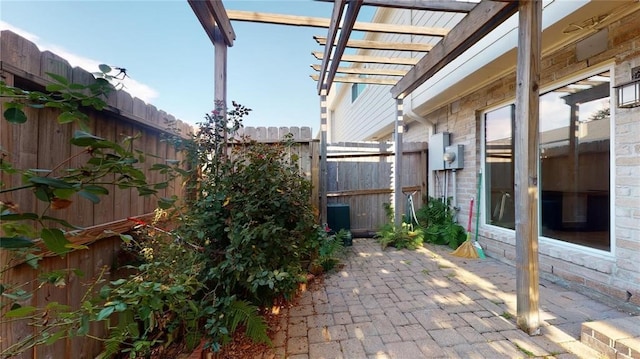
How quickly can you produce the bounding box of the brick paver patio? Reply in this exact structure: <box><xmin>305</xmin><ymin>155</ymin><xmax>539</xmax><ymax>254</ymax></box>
<box><xmin>258</xmin><ymin>238</ymin><xmax>638</xmax><ymax>358</ymax></box>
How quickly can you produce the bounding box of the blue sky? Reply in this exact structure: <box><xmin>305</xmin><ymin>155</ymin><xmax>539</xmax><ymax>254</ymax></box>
<box><xmin>1</xmin><ymin>1</ymin><xmax>374</xmax><ymax>134</ymax></box>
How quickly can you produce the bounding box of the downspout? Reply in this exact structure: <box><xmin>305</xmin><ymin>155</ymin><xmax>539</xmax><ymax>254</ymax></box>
<box><xmin>403</xmin><ymin>92</ymin><xmax>436</xmax><ymax>199</ymax></box>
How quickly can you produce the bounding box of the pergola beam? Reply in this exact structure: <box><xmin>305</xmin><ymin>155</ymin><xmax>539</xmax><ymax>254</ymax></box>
<box><xmin>188</xmin><ymin>0</ymin><xmax>235</xmax><ymax>46</ymax></box>
<box><xmin>316</xmin><ymin>0</ymin><xmax>476</xmax><ymax>13</ymax></box>
<box><xmin>317</xmin><ymin>0</ymin><xmax>347</xmax><ymax>93</ymax></box>
<box><xmin>310</xmin><ymin>74</ymin><xmax>397</xmax><ymax>85</ymax></box>
<box><xmin>226</xmin><ymin>10</ymin><xmax>449</xmax><ymax>36</ymax></box>
<box><xmin>311</xmin><ymin>64</ymin><xmax>407</xmax><ymax>76</ymax></box>
<box><xmin>391</xmin><ymin>0</ymin><xmax>519</xmax><ymax>98</ymax></box>
<box><xmin>314</xmin><ymin>36</ymin><xmax>434</xmax><ymax>52</ymax></box>
<box><xmin>313</xmin><ymin>51</ymin><xmax>418</xmax><ymax>65</ymax></box>
<box><xmin>325</xmin><ymin>0</ymin><xmax>363</xmax><ymax>92</ymax></box>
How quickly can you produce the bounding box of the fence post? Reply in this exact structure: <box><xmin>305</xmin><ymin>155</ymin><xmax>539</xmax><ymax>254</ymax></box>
<box><xmin>320</xmin><ymin>85</ymin><xmax>328</xmax><ymax>225</ymax></box>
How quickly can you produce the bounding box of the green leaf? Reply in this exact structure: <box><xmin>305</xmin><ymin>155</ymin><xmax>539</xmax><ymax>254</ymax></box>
<box><xmin>25</xmin><ymin>253</ymin><xmax>41</xmax><ymax>269</ymax></box>
<box><xmin>57</xmin><ymin>112</ymin><xmax>78</xmax><ymax>124</ymax></box>
<box><xmin>153</xmin><ymin>182</ymin><xmax>169</xmax><ymax>190</ymax></box>
<box><xmin>29</xmin><ymin>177</ymin><xmax>74</xmax><ymax>189</ymax></box>
<box><xmin>40</xmin><ymin>228</ymin><xmax>71</xmax><ymax>255</ymax></box>
<box><xmin>78</xmin><ymin>190</ymin><xmax>100</xmax><ymax>204</ymax></box>
<box><xmin>99</xmin><ymin>286</ymin><xmax>111</xmax><ymax>299</ymax></box>
<box><xmin>45</xmin><ymin>330</ymin><xmax>66</xmax><ymax>345</ymax></box>
<box><xmin>41</xmin><ymin>216</ymin><xmax>80</xmax><ymax>229</ymax></box>
<box><xmin>83</xmin><ymin>185</ymin><xmax>109</xmax><ymax>195</ymax></box>
<box><xmin>2</xmin><ymin>289</ymin><xmax>32</xmax><ymax>301</ymax></box>
<box><xmin>4</xmin><ymin>305</ymin><xmax>37</xmax><ymax>318</ymax></box>
<box><xmin>0</xmin><ymin>236</ymin><xmax>35</xmax><ymax>249</ymax></box>
<box><xmin>114</xmin><ymin>302</ymin><xmax>127</xmax><ymax>312</ymax></box>
<box><xmin>34</xmin><ymin>187</ymin><xmax>51</xmax><ymax>202</ymax></box>
<box><xmin>53</xmin><ymin>188</ymin><xmax>76</xmax><ymax>199</ymax></box>
<box><xmin>98</xmin><ymin>64</ymin><xmax>112</xmax><ymax>73</ymax></box>
<box><xmin>71</xmin><ymin>130</ymin><xmax>104</xmax><ymax>147</ymax></box>
<box><xmin>110</xmin><ymin>279</ymin><xmax>126</xmax><ymax>286</ymax></box>
<box><xmin>97</xmin><ymin>306</ymin><xmax>115</xmax><ymax>321</ymax></box>
<box><xmin>46</xmin><ymin>72</ymin><xmax>69</xmax><ymax>85</ymax></box>
<box><xmin>4</xmin><ymin>107</ymin><xmax>27</xmax><ymax>124</ymax></box>
<box><xmin>0</xmin><ymin>212</ymin><xmax>39</xmax><ymax>221</ymax></box>
<box><xmin>45</xmin><ymin>83</ymin><xmax>66</xmax><ymax>92</ymax></box>
<box><xmin>77</xmin><ymin>315</ymin><xmax>90</xmax><ymax>336</ymax></box>
<box><xmin>157</xmin><ymin>197</ymin><xmax>175</xmax><ymax>210</ymax></box>
<box><xmin>119</xmin><ymin>234</ymin><xmax>133</xmax><ymax>244</ymax></box>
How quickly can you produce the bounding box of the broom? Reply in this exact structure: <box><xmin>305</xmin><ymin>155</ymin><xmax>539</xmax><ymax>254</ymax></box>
<box><xmin>473</xmin><ymin>171</ymin><xmax>486</xmax><ymax>258</ymax></box>
<box><xmin>451</xmin><ymin>199</ymin><xmax>478</xmax><ymax>258</ymax></box>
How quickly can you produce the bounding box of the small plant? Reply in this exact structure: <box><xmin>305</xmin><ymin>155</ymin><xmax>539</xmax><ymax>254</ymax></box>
<box><xmin>421</xmin><ymin>269</ymin><xmax>430</xmax><ymax>276</ymax></box>
<box><xmin>375</xmin><ymin>203</ymin><xmax>424</xmax><ymax>250</ymax></box>
<box><xmin>311</xmin><ymin>228</ymin><xmax>346</xmax><ymax>273</ymax></box>
<box><xmin>501</xmin><ymin>311</ymin><xmax>513</xmax><ymax>320</ymax></box>
<box><xmin>514</xmin><ymin>342</ymin><xmax>535</xmax><ymax>357</ymax></box>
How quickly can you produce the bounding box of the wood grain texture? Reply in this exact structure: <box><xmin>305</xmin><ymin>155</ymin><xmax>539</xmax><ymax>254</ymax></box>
<box><xmin>514</xmin><ymin>0</ymin><xmax>542</xmax><ymax>336</ymax></box>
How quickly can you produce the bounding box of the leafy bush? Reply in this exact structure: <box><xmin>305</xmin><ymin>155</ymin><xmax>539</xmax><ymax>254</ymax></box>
<box><xmin>415</xmin><ymin>197</ymin><xmax>466</xmax><ymax>249</ymax></box>
<box><xmin>1</xmin><ymin>68</ymin><xmax>334</xmax><ymax>357</ymax></box>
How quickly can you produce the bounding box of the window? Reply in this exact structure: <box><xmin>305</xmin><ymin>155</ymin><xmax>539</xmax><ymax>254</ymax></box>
<box><xmin>484</xmin><ymin>71</ymin><xmax>611</xmax><ymax>251</ymax></box>
<box><xmin>484</xmin><ymin>105</ymin><xmax>515</xmax><ymax>230</ymax></box>
<box><xmin>539</xmin><ymin>71</ymin><xmax>610</xmax><ymax>250</ymax></box>
<box><xmin>351</xmin><ymin>83</ymin><xmax>366</xmax><ymax>102</ymax></box>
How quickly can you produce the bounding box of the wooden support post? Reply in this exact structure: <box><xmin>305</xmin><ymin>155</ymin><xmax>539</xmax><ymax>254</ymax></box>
<box><xmin>214</xmin><ymin>27</ymin><xmax>228</xmax><ymax>146</ymax></box>
<box><xmin>394</xmin><ymin>98</ymin><xmax>404</xmax><ymax>226</ymax></box>
<box><xmin>514</xmin><ymin>0</ymin><xmax>541</xmax><ymax>336</ymax></box>
<box><xmin>320</xmin><ymin>85</ymin><xmax>328</xmax><ymax>225</ymax></box>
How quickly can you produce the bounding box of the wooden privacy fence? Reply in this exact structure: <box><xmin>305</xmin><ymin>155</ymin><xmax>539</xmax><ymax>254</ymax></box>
<box><xmin>326</xmin><ymin>142</ymin><xmax>428</xmax><ymax>234</ymax></box>
<box><xmin>1</xmin><ymin>30</ymin><xmax>192</xmax><ymax>358</ymax></box>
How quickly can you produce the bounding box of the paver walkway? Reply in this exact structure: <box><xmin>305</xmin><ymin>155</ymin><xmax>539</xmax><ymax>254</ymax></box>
<box><xmin>259</xmin><ymin>238</ymin><xmax>639</xmax><ymax>359</ymax></box>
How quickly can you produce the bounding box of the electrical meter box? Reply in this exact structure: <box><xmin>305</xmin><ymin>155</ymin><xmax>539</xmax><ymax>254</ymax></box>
<box><xmin>429</xmin><ymin>132</ymin><xmax>450</xmax><ymax>171</ymax></box>
<box><xmin>444</xmin><ymin>144</ymin><xmax>464</xmax><ymax>170</ymax></box>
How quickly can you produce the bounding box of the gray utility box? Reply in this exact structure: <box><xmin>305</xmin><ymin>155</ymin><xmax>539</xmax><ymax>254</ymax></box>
<box><xmin>429</xmin><ymin>132</ymin><xmax>450</xmax><ymax>171</ymax></box>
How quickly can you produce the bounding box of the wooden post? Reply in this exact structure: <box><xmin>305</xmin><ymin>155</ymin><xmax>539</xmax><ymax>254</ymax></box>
<box><xmin>514</xmin><ymin>0</ymin><xmax>541</xmax><ymax>335</ymax></box>
<box><xmin>394</xmin><ymin>98</ymin><xmax>404</xmax><ymax>226</ymax></box>
<box><xmin>214</xmin><ymin>27</ymin><xmax>228</xmax><ymax>146</ymax></box>
<box><xmin>320</xmin><ymin>85</ymin><xmax>328</xmax><ymax>225</ymax></box>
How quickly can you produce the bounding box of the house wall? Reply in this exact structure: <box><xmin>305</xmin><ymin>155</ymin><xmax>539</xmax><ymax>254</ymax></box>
<box><xmin>432</xmin><ymin>10</ymin><xmax>640</xmax><ymax>305</ymax></box>
<box><xmin>328</xmin><ymin>5</ymin><xmax>640</xmax><ymax>305</ymax></box>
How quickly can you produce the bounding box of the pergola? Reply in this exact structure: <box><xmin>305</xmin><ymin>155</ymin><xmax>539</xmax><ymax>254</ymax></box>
<box><xmin>188</xmin><ymin>0</ymin><xmax>543</xmax><ymax>335</ymax></box>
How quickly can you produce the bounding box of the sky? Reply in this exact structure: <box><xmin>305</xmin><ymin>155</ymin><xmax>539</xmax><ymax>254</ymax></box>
<box><xmin>0</xmin><ymin>0</ymin><xmax>374</xmax><ymax>134</ymax></box>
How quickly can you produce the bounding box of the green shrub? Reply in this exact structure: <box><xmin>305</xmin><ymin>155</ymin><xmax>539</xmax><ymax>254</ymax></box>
<box><xmin>415</xmin><ymin>197</ymin><xmax>467</xmax><ymax>249</ymax></box>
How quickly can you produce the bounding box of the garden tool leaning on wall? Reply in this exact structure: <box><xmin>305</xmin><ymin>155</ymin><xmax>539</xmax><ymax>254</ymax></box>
<box><xmin>451</xmin><ymin>199</ymin><xmax>479</xmax><ymax>258</ymax></box>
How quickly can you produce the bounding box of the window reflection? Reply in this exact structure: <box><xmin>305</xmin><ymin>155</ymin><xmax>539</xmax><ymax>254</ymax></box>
<box><xmin>540</xmin><ymin>72</ymin><xmax>610</xmax><ymax>251</ymax></box>
<box><xmin>484</xmin><ymin>105</ymin><xmax>515</xmax><ymax>230</ymax></box>
<box><xmin>484</xmin><ymin>71</ymin><xmax>611</xmax><ymax>251</ymax></box>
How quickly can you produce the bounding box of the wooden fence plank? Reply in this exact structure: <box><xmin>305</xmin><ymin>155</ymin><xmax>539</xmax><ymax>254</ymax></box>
<box><xmin>0</xmin><ymin>30</ymin><xmax>41</xmax><ymax>74</ymax></box>
<box><xmin>325</xmin><ymin>142</ymin><xmax>427</xmax><ymax>232</ymax></box>
<box><xmin>114</xmin><ymin>119</ymin><xmax>133</xmax><ymax>220</ymax></box>
<box><xmin>37</xmin><ymin>107</ymin><xmax>72</xmax><ymax>227</ymax></box>
<box><xmin>70</xmin><ymin>115</ymin><xmax>96</xmax><ymax>228</ymax></box>
<box><xmin>93</xmin><ymin>114</ymin><xmax>116</xmax><ymax>224</ymax></box>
